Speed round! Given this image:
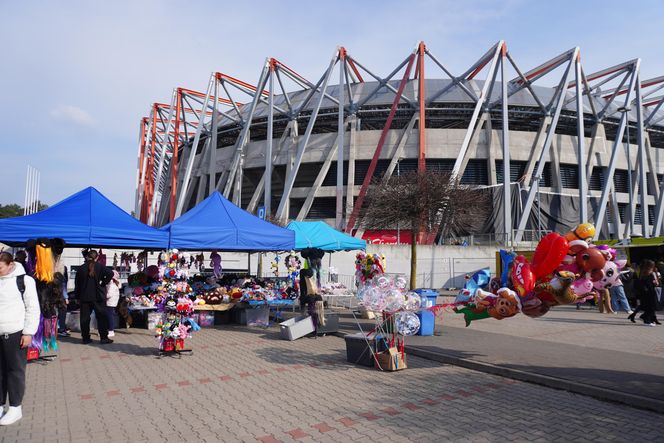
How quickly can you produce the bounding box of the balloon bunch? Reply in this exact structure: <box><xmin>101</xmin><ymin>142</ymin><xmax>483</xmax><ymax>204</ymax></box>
<box><xmin>355</xmin><ymin>252</ymin><xmax>386</xmax><ymax>285</ymax></box>
<box><xmin>356</xmin><ymin>275</ymin><xmax>425</xmax><ymax>336</ymax></box>
<box><xmin>455</xmin><ymin>223</ymin><xmax>626</xmax><ymax>326</ymax></box>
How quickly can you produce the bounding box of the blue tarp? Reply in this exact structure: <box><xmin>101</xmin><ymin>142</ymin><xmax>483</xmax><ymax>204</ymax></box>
<box><xmin>0</xmin><ymin>187</ymin><xmax>169</xmax><ymax>248</ymax></box>
<box><xmin>286</xmin><ymin>221</ymin><xmax>366</xmax><ymax>251</ymax></box>
<box><xmin>161</xmin><ymin>192</ymin><xmax>295</xmax><ymax>251</ymax></box>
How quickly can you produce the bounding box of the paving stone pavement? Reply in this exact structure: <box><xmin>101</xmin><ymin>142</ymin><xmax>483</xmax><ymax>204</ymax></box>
<box><xmin>1</xmin><ymin>325</ymin><xmax>662</xmax><ymax>443</ymax></box>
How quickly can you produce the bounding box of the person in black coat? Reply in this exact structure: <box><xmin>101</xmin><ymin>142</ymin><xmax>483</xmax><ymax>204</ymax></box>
<box><xmin>629</xmin><ymin>260</ymin><xmax>660</xmax><ymax>326</ymax></box>
<box><xmin>73</xmin><ymin>250</ymin><xmax>114</xmax><ymax>344</ymax></box>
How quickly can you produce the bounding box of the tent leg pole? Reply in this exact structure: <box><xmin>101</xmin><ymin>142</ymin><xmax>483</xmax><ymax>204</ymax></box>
<box><xmin>248</xmin><ymin>253</ymin><xmax>251</xmax><ymax>276</ymax></box>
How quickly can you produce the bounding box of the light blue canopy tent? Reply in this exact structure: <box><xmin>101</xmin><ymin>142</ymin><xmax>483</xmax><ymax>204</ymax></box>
<box><xmin>160</xmin><ymin>192</ymin><xmax>295</xmax><ymax>251</ymax></box>
<box><xmin>286</xmin><ymin>221</ymin><xmax>366</xmax><ymax>251</ymax></box>
<box><xmin>0</xmin><ymin>187</ymin><xmax>169</xmax><ymax>248</ymax></box>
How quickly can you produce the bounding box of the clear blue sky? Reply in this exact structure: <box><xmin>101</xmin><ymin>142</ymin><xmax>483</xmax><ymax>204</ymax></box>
<box><xmin>1</xmin><ymin>0</ymin><xmax>662</xmax><ymax>211</ymax></box>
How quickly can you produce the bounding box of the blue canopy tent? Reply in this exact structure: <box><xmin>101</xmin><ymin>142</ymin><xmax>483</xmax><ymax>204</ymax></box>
<box><xmin>0</xmin><ymin>187</ymin><xmax>169</xmax><ymax>249</ymax></box>
<box><xmin>286</xmin><ymin>221</ymin><xmax>366</xmax><ymax>251</ymax></box>
<box><xmin>161</xmin><ymin>192</ymin><xmax>295</xmax><ymax>251</ymax></box>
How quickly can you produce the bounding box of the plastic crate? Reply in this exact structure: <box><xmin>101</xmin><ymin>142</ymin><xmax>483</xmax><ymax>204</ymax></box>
<box><xmin>316</xmin><ymin>312</ymin><xmax>339</xmax><ymax>335</ymax></box>
<box><xmin>344</xmin><ymin>333</ymin><xmax>387</xmax><ymax>367</ymax></box>
<box><xmin>280</xmin><ymin>316</ymin><xmax>315</xmax><ymax>341</ymax></box>
<box><xmin>198</xmin><ymin>312</ymin><xmax>214</xmax><ymax>327</ymax></box>
<box><xmin>246</xmin><ymin>306</ymin><xmax>269</xmax><ymax>327</ymax></box>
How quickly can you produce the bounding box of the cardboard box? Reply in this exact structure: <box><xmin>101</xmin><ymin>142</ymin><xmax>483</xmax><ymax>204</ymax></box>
<box><xmin>375</xmin><ymin>347</ymin><xmax>407</xmax><ymax>371</ymax></box>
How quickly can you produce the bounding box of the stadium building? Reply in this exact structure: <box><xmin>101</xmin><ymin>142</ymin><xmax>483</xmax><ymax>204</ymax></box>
<box><xmin>135</xmin><ymin>41</ymin><xmax>664</xmax><ymax>244</ymax></box>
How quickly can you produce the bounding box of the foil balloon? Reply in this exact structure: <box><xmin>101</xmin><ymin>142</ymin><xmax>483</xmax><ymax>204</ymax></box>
<box><xmin>511</xmin><ymin>255</ymin><xmax>535</xmax><ymax>297</ymax></box>
<box><xmin>395</xmin><ymin>312</ymin><xmax>420</xmax><ymax>336</ymax></box>
<box><xmin>530</xmin><ymin>233</ymin><xmax>568</xmax><ymax>279</ymax></box>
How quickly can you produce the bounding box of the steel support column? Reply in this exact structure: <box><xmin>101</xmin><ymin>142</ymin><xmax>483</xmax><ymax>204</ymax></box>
<box><xmin>223</xmin><ymin>62</ymin><xmax>270</xmax><ymax>198</ymax></box>
<box><xmin>265</xmin><ymin>61</ymin><xmax>275</xmax><ymax>217</ymax></box>
<box><xmin>515</xmin><ymin>51</ymin><xmax>577</xmax><ymax>243</ymax></box>
<box><xmin>175</xmin><ymin>76</ymin><xmax>213</xmax><ymax>217</ymax></box>
<box><xmin>500</xmin><ymin>45</ymin><xmax>511</xmax><ymax>244</ymax></box>
<box><xmin>345</xmin><ymin>116</ymin><xmax>357</xmax><ymax>221</ymax></box>
<box><xmin>417</xmin><ymin>42</ymin><xmax>426</xmax><ymax>174</ymax></box>
<box><xmin>149</xmin><ymin>91</ymin><xmax>176</xmax><ymax>225</ymax></box>
<box><xmin>451</xmin><ymin>43</ymin><xmax>502</xmax><ymax>178</ymax></box>
<box><xmin>635</xmin><ymin>74</ymin><xmax>649</xmax><ymax>237</ymax></box>
<box><xmin>276</xmin><ymin>50</ymin><xmax>339</xmax><ymax>220</ymax></box>
<box><xmin>575</xmin><ymin>53</ymin><xmax>588</xmax><ymax>223</ymax></box>
<box><xmin>336</xmin><ymin>50</ymin><xmax>346</xmax><ymax>229</ymax></box>
<box><xmin>592</xmin><ymin>62</ymin><xmax>640</xmax><ymax>240</ymax></box>
<box><xmin>209</xmin><ymin>78</ymin><xmax>219</xmax><ymax>195</ymax></box>
<box><xmin>345</xmin><ymin>51</ymin><xmax>417</xmax><ymax>233</ymax></box>
<box><xmin>134</xmin><ymin>117</ymin><xmax>148</xmax><ymax>217</ymax></box>
<box><xmin>169</xmin><ymin>90</ymin><xmax>182</xmax><ymax>222</ymax></box>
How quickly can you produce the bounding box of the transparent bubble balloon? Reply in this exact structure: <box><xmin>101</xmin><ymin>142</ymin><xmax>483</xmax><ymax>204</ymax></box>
<box><xmin>395</xmin><ymin>276</ymin><xmax>408</xmax><ymax>290</ymax></box>
<box><xmin>356</xmin><ymin>285</ymin><xmax>368</xmax><ymax>302</ymax></box>
<box><xmin>374</xmin><ymin>275</ymin><xmax>391</xmax><ymax>290</ymax></box>
<box><xmin>403</xmin><ymin>292</ymin><xmax>422</xmax><ymax>311</ymax></box>
<box><xmin>368</xmin><ymin>288</ymin><xmax>387</xmax><ymax>311</ymax></box>
<box><xmin>396</xmin><ymin>312</ymin><xmax>420</xmax><ymax>336</ymax></box>
<box><xmin>385</xmin><ymin>289</ymin><xmax>406</xmax><ymax>311</ymax></box>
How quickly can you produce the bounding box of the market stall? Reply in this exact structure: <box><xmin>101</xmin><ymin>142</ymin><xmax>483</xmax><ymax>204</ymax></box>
<box><xmin>146</xmin><ymin>191</ymin><xmax>297</xmax><ymax>328</ymax></box>
<box><xmin>286</xmin><ymin>220</ymin><xmax>366</xmax><ymax>308</ymax></box>
<box><xmin>0</xmin><ymin>187</ymin><xmax>170</xmax><ymax>360</ymax></box>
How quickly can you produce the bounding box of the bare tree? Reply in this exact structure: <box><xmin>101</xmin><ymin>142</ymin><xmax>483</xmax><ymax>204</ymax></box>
<box><xmin>360</xmin><ymin>171</ymin><xmax>489</xmax><ymax>289</ymax></box>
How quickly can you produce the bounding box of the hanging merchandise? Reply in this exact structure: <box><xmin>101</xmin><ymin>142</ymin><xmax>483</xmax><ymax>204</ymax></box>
<box><xmin>153</xmin><ymin>249</ymin><xmax>199</xmax><ymax>354</ymax></box>
<box><xmin>284</xmin><ymin>252</ymin><xmax>302</xmax><ymax>288</ymax></box>
<box><xmin>209</xmin><ymin>251</ymin><xmax>222</xmax><ymax>279</ymax></box>
<box><xmin>28</xmin><ymin>238</ymin><xmax>66</xmax><ymax>360</ymax></box>
<box><xmin>271</xmin><ymin>255</ymin><xmax>281</xmax><ymax>277</ymax></box>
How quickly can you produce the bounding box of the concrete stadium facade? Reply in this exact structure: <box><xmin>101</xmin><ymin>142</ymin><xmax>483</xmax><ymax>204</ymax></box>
<box><xmin>135</xmin><ymin>42</ymin><xmax>664</xmax><ymax>244</ymax></box>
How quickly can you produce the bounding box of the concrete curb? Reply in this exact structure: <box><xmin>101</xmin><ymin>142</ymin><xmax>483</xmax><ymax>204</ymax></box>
<box><xmin>332</xmin><ymin>330</ymin><xmax>664</xmax><ymax>415</ymax></box>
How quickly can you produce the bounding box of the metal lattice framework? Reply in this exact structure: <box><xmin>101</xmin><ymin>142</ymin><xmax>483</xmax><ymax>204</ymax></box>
<box><xmin>135</xmin><ymin>41</ymin><xmax>664</xmax><ymax>243</ymax></box>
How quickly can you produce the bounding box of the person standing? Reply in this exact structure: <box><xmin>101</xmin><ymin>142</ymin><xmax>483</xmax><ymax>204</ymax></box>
<box><xmin>105</xmin><ymin>270</ymin><xmax>120</xmax><ymax>338</ymax></box>
<box><xmin>0</xmin><ymin>251</ymin><xmax>40</xmax><ymax>426</ymax></box>
<box><xmin>74</xmin><ymin>250</ymin><xmax>114</xmax><ymax>344</ymax></box>
<box><xmin>630</xmin><ymin>260</ymin><xmax>660</xmax><ymax>326</ymax></box>
<box><xmin>610</xmin><ymin>265</ymin><xmax>633</xmax><ymax>315</ymax></box>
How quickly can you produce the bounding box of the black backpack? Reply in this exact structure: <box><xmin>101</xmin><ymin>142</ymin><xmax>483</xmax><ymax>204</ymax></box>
<box><xmin>16</xmin><ymin>275</ymin><xmax>26</xmax><ymax>297</ymax></box>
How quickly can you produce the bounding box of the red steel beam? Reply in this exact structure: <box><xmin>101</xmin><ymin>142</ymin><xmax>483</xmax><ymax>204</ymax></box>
<box><xmin>345</xmin><ymin>52</ymin><xmax>417</xmax><ymax>234</ymax></box>
<box><xmin>346</xmin><ymin>57</ymin><xmax>364</xmax><ymax>83</ymax></box>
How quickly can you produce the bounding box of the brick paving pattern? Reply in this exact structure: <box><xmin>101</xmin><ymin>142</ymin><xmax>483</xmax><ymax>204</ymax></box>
<box><xmin>1</xmin><ymin>325</ymin><xmax>661</xmax><ymax>442</ymax></box>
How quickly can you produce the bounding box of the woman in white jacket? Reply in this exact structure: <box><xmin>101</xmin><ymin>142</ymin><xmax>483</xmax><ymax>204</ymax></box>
<box><xmin>105</xmin><ymin>270</ymin><xmax>120</xmax><ymax>338</ymax></box>
<box><xmin>0</xmin><ymin>251</ymin><xmax>40</xmax><ymax>426</ymax></box>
